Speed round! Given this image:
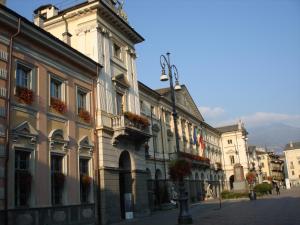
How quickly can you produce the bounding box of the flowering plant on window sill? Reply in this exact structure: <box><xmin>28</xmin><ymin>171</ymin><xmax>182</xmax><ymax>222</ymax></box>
<box><xmin>168</xmin><ymin>158</ymin><xmax>192</xmax><ymax>182</ymax></box>
<box><xmin>53</xmin><ymin>172</ymin><xmax>66</xmax><ymax>188</ymax></box>
<box><xmin>51</xmin><ymin>97</ymin><xmax>67</xmax><ymax>114</ymax></box>
<box><xmin>78</xmin><ymin>108</ymin><xmax>91</xmax><ymax>123</ymax></box>
<box><xmin>16</xmin><ymin>86</ymin><xmax>34</xmax><ymax>105</ymax></box>
<box><xmin>81</xmin><ymin>175</ymin><xmax>92</xmax><ymax>188</ymax></box>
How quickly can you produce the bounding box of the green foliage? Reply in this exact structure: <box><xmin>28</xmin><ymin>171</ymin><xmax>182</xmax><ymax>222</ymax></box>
<box><xmin>221</xmin><ymin>191</ymin><xmax>249</xmax><ymax>199</ymax></box>
<box><xmin>254</xmin><ymin>183</ymin><xmax>272</xmax><ymax>195</ymax></box>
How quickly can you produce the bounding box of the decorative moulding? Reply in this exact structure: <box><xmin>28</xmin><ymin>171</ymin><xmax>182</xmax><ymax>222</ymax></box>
<box><xmin>12</xmin><ymin>121</ymin><xmax>38</xmax><ymax>144</ymax></box>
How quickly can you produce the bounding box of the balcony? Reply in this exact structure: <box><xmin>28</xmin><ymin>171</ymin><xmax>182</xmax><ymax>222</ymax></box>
<box><xmin>112</xmin><ymin>112</ymin><xmax>151</xmax><ymax>146</ymax></box>
<box><xmin>179</xmin><ymin>152</ymin><xmax>210</xmax><ymax>168</ymax></box>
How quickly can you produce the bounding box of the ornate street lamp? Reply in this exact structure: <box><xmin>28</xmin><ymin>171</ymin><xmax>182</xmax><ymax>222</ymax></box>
<box><xmin>160</xmin><ymin>52</ymin><xmax>192</xmax><ymax>224</ymax></box>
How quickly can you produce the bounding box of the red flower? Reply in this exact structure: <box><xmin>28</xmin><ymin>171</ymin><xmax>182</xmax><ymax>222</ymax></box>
<box><xmin>16</xmin><ymin>86</ymin><xmax>34</xmax><ymax>104</ymax></box>
<box><xmin>124</xmin><ymin>111</ymin><xmax>150</xmax><ymax>127</ymax></box>
<box><xmin>51</xmin><ymin>97</ymin><xmax>67</xmax><ymax>114</ymax></box>
<box><xmin>169</xmin><ymin>159</ymin><xmax>192</xmax><ymax>181</ymax></box>
<box><xmin>81</xmin><ymin>175</ymin><xmax>92</xmax><ymax>188</ymax></box>
<box><xmin>246</xmin><ymin>172</ymin><xmax>256</xmax><ymax>184</ymax></box>
<box><xmin>78</xmin><ymin>108</ymin><xmax>91</xmax><ymax>123</ymax></box>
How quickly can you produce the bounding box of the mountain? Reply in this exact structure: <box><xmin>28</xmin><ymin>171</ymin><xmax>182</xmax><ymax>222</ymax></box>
<box><xmin>247</xmin><ymin>123</ymin><xmax>300</xmax><ymax>154</ymax></box>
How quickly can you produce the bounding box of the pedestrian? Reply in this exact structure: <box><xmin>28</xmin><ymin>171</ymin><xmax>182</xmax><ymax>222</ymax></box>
<box><xmin>276</xmin><ymin>184</ymin><xmax>280</xmax><ymax>195</ymax></box>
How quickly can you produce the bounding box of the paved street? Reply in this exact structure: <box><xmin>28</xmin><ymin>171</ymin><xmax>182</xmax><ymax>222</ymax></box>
<box><xmin>112</xmin><ymin>187</ymin><xmax>300</xmax><ymax>225</ymax></box>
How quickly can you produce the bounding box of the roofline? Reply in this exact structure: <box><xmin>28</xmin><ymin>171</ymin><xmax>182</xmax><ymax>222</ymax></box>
<box><xmin>0</xmin><ymin>4</ymin><xmax>102</xmax><ymax>73</ymax></box>
<box><xmin>138</xmin><ymin>81</ymin><xmax>210</xmax><ymax>128</ymax></box>
<box><xmin>43</xmin><ymin>0</ymin><xmax>144</xmax><ymax>44</ymax></box>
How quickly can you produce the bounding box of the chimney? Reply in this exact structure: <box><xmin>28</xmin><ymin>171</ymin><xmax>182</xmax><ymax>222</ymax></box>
<box><xmin>33</xmin><ymin>5</ymin><xmax>58</xmax><ymax>27</ymax></box>
<box><xmin>289</xmin><ymin>141</ymin><xmax>293</xmax><ymax>148</ymax></box>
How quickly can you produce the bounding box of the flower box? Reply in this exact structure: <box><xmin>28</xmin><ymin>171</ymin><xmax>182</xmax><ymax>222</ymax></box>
<box><xmin>169</xmin><ymin>159</ymin><xmax>192</xmax><ymax>181</ymax></box>
<box><xmin>81</xmin><ymin>175</ymin><xmax>92</xmax><ymax>188</ymax></box>
<box><xmin>16</xmin><ymin>86</ymin><xmax>34</xmax><ymax>105</ymax></box>
<box><xmin>51</xmin><ymin>97</ymin><xmax>67</xmax><ymax>114</ymax></box>
<box><xmin>78</xmin><ymin>108</ymin><xmax>91</xmax><ymax>123</ymax></box>
<box><xmin>246</xmin><ymin>172</ymin><xmax>256</xmax><ymax>184</ymax></box>
<box><xmin>179</xmin><ymin>152</ymin><xmax>210</xmax><ymax>164</ymax></box>
<box><xmin>124</xmin><ymin>111</ymin><xmax>150</xmax><ymax>128</ymax></box>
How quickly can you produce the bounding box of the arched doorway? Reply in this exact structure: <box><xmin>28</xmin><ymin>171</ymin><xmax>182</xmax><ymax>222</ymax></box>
<box><xmin>154</xmin><ymin>169</ymin><xmax>162</xmax><ymax>207</ymax></box>
<box><xmin>119</xmin><ymin>151</ymin><xmax>132</xmax><ymax>219</ymax></box>
<box><xmin>229</xmin><ymin>175</ymin><xmax>234</xmax><ymax>190</ymax></box>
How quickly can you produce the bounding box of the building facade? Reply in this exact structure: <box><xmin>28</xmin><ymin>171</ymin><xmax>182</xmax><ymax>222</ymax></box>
<box><xmin>284</xmin><ymin>142</ymin><xmax>300</xmax><ymax>187</ymax></box>
<box><xmin>217</xmin><ymin>121</ymin><xmax>249</xmax><ymax>190</ymax></box>
<box><xmin>139</xmin><ymin>83</ymin><xmax>224</xmax><ymax>209</ymax></box>
<box><xmin>34</xmin><ymin>1</ymin><xmax>151</xmax><ymax>224</ymax></box>
<box><xmin>0</xmin><ymin>4</ymin><xmax>100</xmax><ymax>225</ymax></box>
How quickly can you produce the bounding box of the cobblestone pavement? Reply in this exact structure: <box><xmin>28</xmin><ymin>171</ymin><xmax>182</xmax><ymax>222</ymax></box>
<box><xmin>112</xmin><ymin>187</ymin><xmax>300</xmax><ymax>225</ymax></box>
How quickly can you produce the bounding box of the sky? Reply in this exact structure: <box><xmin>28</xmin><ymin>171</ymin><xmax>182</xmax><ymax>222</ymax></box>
<box><xmin>6</xmin><ymin>0</ymin><xmax>300</xmax><ymax>128</ymax></box>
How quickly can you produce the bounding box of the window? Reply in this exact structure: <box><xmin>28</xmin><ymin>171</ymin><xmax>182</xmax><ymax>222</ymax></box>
<box><xmin>15</xmin><ymin>151</ymin><xmax>31</xmax><ymax>207</ymax></box>
<box><xmin>116</xmin><ymin>92</ymin><xmax>123</xmax><ymax>115</ymax></box>
<box><xmin>230</xmin><ymin>155</ymin><xmax>235</xmax><ymax>165</ymax></box>
<box><xmin>261</xmin><ymin>162</ymin><xmax>264</xmax><ymax>168</ymax></box>
<box><xmin>291</xmin><ymin>171</ymin><xmax>295</xmax><ymax>175</ymax></box>
<box><xmin>77</xmin><ymin>90</ymin><xmax>87</xmax><ymax>111</ymax></box>
<box><xmin>113</xmin><ymin>43</ymin><xmax>121</xmax><ymax>59</ymax></box>
<box><xmin>16</xmin><ymin>63</ymin><xmax>31</xmax><ymax>88</ymax></box>
<box><xmin>50</xmin><ymin>77</ymin><xmax>62</xmax><ymax>99</ymax></box>
<box><xmin>140</xmin><ymin>100</ymin><xmax>144</xmax><ymax>113</ymax></box>
<box><xmin>80</xmin><ymin>158</ymin><xmax>90</xmax><ymax>203</ymax></box>
<box><xmin>227</xmin><ymin>139</ymin><xmax>232</xmax><ymax>144</ymax></box>
<box><xmin>51</xmin><ymin>155</ymin><xmax>64</xmax><ymax>205</ymax></box>
<box><xmin>290</xmin><ymin>161</ymin><xmax>294</xmax><ymax>169</ymax></box>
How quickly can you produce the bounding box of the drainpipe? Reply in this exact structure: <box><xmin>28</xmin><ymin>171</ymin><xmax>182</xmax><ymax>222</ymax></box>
<box><xmin>5</xmin><ymin>18</ymin><xmax>21</xmax><ymax>225</ymax></box>
<box><xmin>93</xmin><ymin>65</ymin><xmax>102</xmax><ymax>225</ymax></box>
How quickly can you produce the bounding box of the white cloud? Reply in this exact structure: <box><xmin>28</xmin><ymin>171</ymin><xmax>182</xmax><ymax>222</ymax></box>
<box><xmin>218</xmin><ymin>112</ymin><xmax>300</xmax><ymax>128</ymax></box>
<box><xmin>199</xmin><ymin>106</ymin><xmax>225</xmax><ymax>118</ymax></box>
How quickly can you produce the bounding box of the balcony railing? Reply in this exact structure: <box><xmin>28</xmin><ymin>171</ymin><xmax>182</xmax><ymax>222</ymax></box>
<box><xmin>112</xmin><ymin>113</ymin><xmax>151</xmax><ymax>145</ymax></box>
<box><xmin>179</xmin><ymin>152</ymin><xmax>210</xmax><ymax>168</ymax></box>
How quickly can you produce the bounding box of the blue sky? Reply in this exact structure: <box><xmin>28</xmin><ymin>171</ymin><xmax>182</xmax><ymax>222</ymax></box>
<box><xmin>7</xmin><ymin>0</ymin><xmax>300</xmax><ymax>128</ymax></box>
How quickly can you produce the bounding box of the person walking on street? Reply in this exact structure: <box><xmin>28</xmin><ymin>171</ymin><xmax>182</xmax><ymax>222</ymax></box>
<box><xmin>276</xmin><ymin>184</ymin><xmax>280</xmax><ymax>195</ymax></box>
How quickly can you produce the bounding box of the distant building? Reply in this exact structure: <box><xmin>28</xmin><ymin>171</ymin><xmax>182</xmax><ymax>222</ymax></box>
<box><xmin>217</xmin><ymin>121</ymin><xmax>249</xmax><ymax>190</ymax></box>
<box><xmin>139</xmin><ymin>82</ymin><xmax>224</xmax><ymax>208</ymax></box>
<box><xmin>284</xmin><ymin>142</ymin><xmax>300</xmax><ymax>187</ymax></box>
<box><xmin>268</xmin><ymin>152</ymin><xmax>284</xmax><ymax>183</ymax></box>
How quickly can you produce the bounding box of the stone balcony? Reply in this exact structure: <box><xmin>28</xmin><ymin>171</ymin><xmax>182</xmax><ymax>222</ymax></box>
<box><xmin>179</xmin><ymin>152</ymin><xmax>210</xmax><ymax>169</ymax></box>
<box><xmin>111</xmin><ymin>113</ymin><xmax>151</xmax><ymax>146</ymax></box>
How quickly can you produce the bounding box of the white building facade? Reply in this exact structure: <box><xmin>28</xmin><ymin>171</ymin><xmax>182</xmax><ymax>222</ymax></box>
<box><xmin>217</xmin><ymin>121</ymin><xmax>249</xmax><ymax>190</ymax></box>
<box><xmin>284</xmin><ymin>142</ymin><xmax>300</xmax><ymax>187</ymax></box>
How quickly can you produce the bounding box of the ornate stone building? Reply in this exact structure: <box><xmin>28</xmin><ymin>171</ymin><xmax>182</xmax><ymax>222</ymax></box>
<box><xmin>33</xmin><ymin>1</ymin><xmax>150</xmax><ymax>224</ymax></box>
<box><xmin>139</xmin><ymin>82</ymin><xmax>224</xmax><ymax>209</ymax></box>
<box><xmin>217</xmin><ymin>121</ymin><xmax>249</xmax><ymax>190</ymax></box>
<box><xmin>0</xmin><ymin>4</ymin><xmax>99</xmax><ymax>225</ymax></box>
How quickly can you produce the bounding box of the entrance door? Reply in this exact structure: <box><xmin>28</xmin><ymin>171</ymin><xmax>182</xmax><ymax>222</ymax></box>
<box><xmin>229</xmin><ymin>175</ymin><xmax>234</xmax><ymax>190</ymax></box>
<box><xmin>119</xmin><ymin>151</ymin><xmax>132</xmax><ymax>219</ymax></box>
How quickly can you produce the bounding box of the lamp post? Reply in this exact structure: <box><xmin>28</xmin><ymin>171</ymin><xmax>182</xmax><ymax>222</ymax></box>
<box><xmin>160</xmin><ymin>52</ymin><xmax>192</xmax><ymax>224</ymax></box>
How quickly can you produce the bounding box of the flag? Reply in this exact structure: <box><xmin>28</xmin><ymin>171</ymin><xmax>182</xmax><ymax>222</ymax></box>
<box><xmin>193</xmin><ymin>127</ymin><xmax>197</xmax><ymax>145</ymax></box>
